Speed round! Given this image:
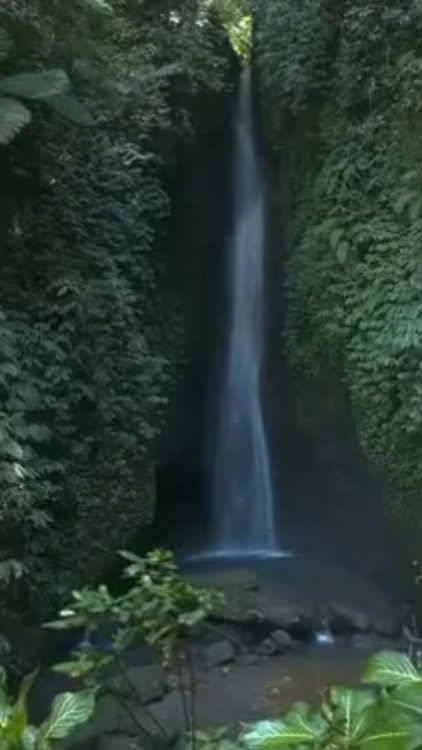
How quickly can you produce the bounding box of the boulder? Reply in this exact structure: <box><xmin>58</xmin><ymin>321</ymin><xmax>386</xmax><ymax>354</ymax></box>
<box><xmin>258</xmin><ymin>602</ymin><xmax>316</xmax><ymax>634</ymax></box>
<box><xmin>329</xmin><ymin>603</ymin><xmax>399</xmax><ymax>637</ymax></box>
<box><xmin>270</xmin><ymin>629</ymin><xmax>292</xmax><ymax>653</ymax></box>
<box><xmin>111</xmin><ymin>665</ymin><xmax>167</xmax><ymax>705</ymax></box>
<box><xmin>257</xmin><ymin>629</ymin><xmax>292</xmax><ymax>657</ymax></box>
<box><xmin>350</xmin><ymin>634</ymin><xmax>386</xmax><ymax>652</ymax></box>
<box><xmin>372</xmin><ymin>612</ymin><xmax>401</xmax><ymax>638</ymax></box>
<box><xmin>329</xmin><ymin>605</ymin><xmax>371</xmax><ymax>634</ymax></box>
<box><xmin>236</xmin><ymin>652</ymin><xmax>259</xmax><ymax>667</ymax></box>
<box><xmin>203</xmin><ymin>640</ymin><xmax>235</xmax><ymax>667</ymax></box>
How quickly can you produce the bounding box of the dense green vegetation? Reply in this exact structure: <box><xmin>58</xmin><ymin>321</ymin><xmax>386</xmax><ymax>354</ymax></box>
<box><xmin>253</xmin><ymin>0</ymin><xmax>422</xmax><ymax>547</ymax></box>
<box><xmin>0</xmin><ymin>0</ymin><xmax>233</xmax><ymax>622</ymax></box>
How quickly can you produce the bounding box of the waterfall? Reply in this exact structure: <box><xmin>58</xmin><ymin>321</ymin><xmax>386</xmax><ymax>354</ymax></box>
<box><xmin>209</xmin><ymin>68</ymin><xmax>279</xmax><ymax>558</ymax></box>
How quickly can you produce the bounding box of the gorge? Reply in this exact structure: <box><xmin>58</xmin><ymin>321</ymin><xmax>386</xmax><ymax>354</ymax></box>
<box><xmin>1</xmin><ymin>1</ymin><xmax>422</xmax><ymax>746</ymax></box>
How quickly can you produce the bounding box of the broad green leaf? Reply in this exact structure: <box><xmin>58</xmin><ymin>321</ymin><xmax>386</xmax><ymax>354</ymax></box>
<box><xmin>243</xmin><ymin>704</ymin><xmax>324</xmax><ymax>748</ymax></box>
<box><xmin>390</xmin><ymin>682</ymin><xmax>422</xmax><ymax>720</ymax></box>
<box><xmin>22</xmin><ymin>726</ymin><xmax>37</xmax><ymax>750</ymax></box>
<box><xmin>0</xmin><ymin>28</ymin><xmax>11</xmax><ymax>62</ymax></box>
<box><xmin>363</xmin><ymin>652</ymin><xmax>421</xmax><ymax>688</ymax></box>
<box><xmin>47</xmin><ymin>95</ymin><xmax>94</xmax><ymax>126</ymax></box>
<box><xmin>37</xmin><ymin>690</ymin><xmax>96</xmax><ymax>743</ymax></box>
<box><xmin>358</xmin><ymin>729</ymin><xmax>410</xmax><ymax>750</ymax></box>
<box><xmin>0</xmin><ymin>70</ymin><xmax>69</xmax><ymax>100</ymax></box>
<box><xmin>0</xmin><ymin>97</ymin><xmax>31</xmax><ymax>144</ymax></box>
<box><xmin>329</xmin><ymin>687</ymin><xmax>376</xmax><ymax>743</ymax></box>
<box><xmin>6</xmin><ymin>671</ymin><xmax>39</xmax><ymax>743</ymax></box>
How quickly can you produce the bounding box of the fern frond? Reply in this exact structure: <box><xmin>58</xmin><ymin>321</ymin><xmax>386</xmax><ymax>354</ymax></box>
<box><xmin>0</xmin><ymin>97</ymin><xmax>31</xmax><ymax>144</ymax></box>
<box><xmin>0</xmin><ymin>69</ymin><xmax>70</xmax><ymax>100</ymax></box>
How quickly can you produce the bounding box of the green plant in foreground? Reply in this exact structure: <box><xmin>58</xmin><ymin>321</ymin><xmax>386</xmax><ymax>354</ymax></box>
<box><xmin>243</xmin><ymin>651</ymin><xmax>422</xmax><ymax>749</ymax></box>
<box><xmin>0</xmin><ymin>24</ymin><xmax>94</xmax><ymax>144</ymax></box>
<box><xmin>46</xmin><ymin>549</ymin><xmax>223</xmax><ymax>747</ymax></box>
<box><xmin>0</xmin><ymin>666</ymin><xmax>95</xmax><ymax>749</ymax></box>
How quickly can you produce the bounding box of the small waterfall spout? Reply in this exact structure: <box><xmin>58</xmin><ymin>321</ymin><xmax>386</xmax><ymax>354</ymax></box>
<box><xmin>208</xmin><ymin>68</ymin><xmax>282</xmax><ymax>559</ymax></box>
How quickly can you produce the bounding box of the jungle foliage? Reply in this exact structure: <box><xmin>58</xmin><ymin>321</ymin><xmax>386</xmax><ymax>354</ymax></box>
<box><xmin>0</xmin><ymin>0</ymin><xmax>231</xmax><ymax>622</ymax></box>
<box><xmin>254</xmin><ymin>0</ymin><xmax>422</xmax><ymax>545</ymax></box>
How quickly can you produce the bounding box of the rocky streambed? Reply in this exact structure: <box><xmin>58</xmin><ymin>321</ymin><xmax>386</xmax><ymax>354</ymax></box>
<box><xmin>31</xmin><ymin>564</ymin><xmax>408</xmax><ymax>750</ymax></box>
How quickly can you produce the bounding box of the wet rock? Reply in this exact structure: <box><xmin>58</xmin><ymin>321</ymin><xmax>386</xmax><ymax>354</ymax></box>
<box><xmin>329</xmin><ymin>605</ymin><xmax>371</xmax><ymax>634</ymax></box>
<box><xmin>204</xmin><ymin>640</ymin><xmax>235</xmax><ymax>667</ymax></box>
<box><xmin>113</xmin><ymin>665</ymin><xmax>168</xmax><ymax>705</ymax></box>
<box><xmin>259</xmin><ymin>603</ymin><xmax>316</xmax><ymax>634</ymax></box>
<box><xmin>257</xmin><ymin>639</ymin><xmax>278</xmax><ymax>657</ymax></box>
<box><xmin>350</xmin><ymin>634</ymin><xmax>385</xmax><ymax>652</ymax></box>
<box><xmin>372</xmin><ymin>613</ymin><xmax>400</xmax><ymax>638</ymax></box>
<box><xmin>236</xmin><ymin>652</ymin><xmax>259</xmax><ymax>667</ymax></box>
<box><xmin>270</xmin><ymin>629</ymin><xmax>292</xmax><ymax>653</ymax></box>
<box><xmin>186</xmin><ymin>568</ymin><xmax>260</xmax><ymax>594</ymax></box>
<box><xmin>257</xmin><ymin>629</ymin><xmax>292</xmax><ymax>657</ymax></box>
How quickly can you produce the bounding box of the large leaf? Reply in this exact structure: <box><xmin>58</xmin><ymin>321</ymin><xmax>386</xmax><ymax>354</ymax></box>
<box><xmin>329</xmin><ymin>687</ymin><xmax>376</xmax><ymax>744</ymax></box>
<box><xmin>0</xmin><ymin>70</ymin><xmax>69</xmax><ymax>100</ymax></box>
<box><xmin>37</xmin><ymin>690</ymin><xmax>96</xmax><ymax>743</ymax></box>
<box><xmin>47</xmin><ymin>94</ymin><xmax>94</xmax><ymax>126</ymax></box>
<box><xmin>6</xmin><ymin>671</ymin><xmax>39</xmax><ymax>744</ymax></box>
<box><xmin>242</xmin><ymin>704</ymin><xmax>325</xmax><ymax>748</ymax></box>
<box><xmin>0</xmin><ymin>28</ymin><xmax>11</xmax><ymax>62</ymax></box>
<box><xmin>83</xmin><ymin>0</ymin><xmax>113</xmax><ymax>11</ymax></box>
<box><xmin>363</xmin><ymin>652</ymin><xmax>421</xmax><ymax>688</ymax></box>
<box><xmin>0</xmin><ymin>97</ymin><xmax>31</xmax><ymax>144</ymax></box>
<box><xmin>391</xmin><ymin>682</ymin><xmax>422</xmax><ymax>720</ymax></box>
<box><xmin>21</xmin><ymin>726</ymin><xmax>37</xmax><ymax>750</ymax></box>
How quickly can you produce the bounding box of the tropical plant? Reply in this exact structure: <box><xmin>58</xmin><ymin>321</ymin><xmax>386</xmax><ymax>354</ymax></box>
<box><xmin>0</xmin><ymin>665</ymin><xmax>96</xmax><ymax>750</ymax></box>
<box><xmin>217</xmin><ymin>0</ymin><xmax>252</xmax><ymax>62</ymax></box>
<box><xmin>45</xmin><ymin>550</ymin><xmax>223</xmax><ymax>746</ymax></box>
<box><xmin>0</xmin><ymin>0</ymin><xmax>230</xmax><ymax>624</ymax></box>
<box><xmin>0</xmin><ymin>24</ymin><xmax>93</xmax><ymax>144</ymax></box>
<box><xmin>242</xmin><ymin>650</ymin><xmax>422</xmax><ymax>750</ymax></box>
<box><xmin>254</xmin><ymin>0</ymin><xmax>422</xmax><ymax>553</ymax></box>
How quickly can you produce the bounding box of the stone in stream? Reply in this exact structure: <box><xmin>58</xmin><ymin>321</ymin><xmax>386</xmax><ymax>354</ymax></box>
<box><xmin>329</xmin><ymin>603</ymin><xmax>399</xmax><ymax>637</ymax></box>
<box><xmin>257</xmin><ymin>629</ymin><xmax>292</xmax><ymax>657</ymax></box>
<box><xmin>111</xmin><ymin>665</ymin><xmax>168</xmax><ymax>705</ymax></box>
<box><xmin>203</xmin><ymin>640</ymin><xmax>235</xmax><ymax>667</ymax></box>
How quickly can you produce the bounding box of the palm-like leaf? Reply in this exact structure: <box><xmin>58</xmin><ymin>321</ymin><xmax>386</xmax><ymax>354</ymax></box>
<box><xmin>0</xmin><ymin>97</ymin><xmax>31</xmax><ymax>144</ymax></box>
<box><xmin>0</xmin><ymin>70</ymin><xmax>69</xmax><ymax>100</ymax></box>
<box><xmin>0</xmin><ymin>28</ymin><xmax>11</xmax><ymax>62</ymax></box>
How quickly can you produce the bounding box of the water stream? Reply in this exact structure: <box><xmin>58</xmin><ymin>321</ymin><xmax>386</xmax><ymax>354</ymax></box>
<box><xmin>208</xmin><ymin>68</ymin><xmax>281</xmax><ymax>558</ymax></box>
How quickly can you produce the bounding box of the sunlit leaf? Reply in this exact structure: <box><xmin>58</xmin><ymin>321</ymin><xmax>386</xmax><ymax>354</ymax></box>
<box><xmin>363</xmin><ymin>652</ymin><xmax>421</xmax><ymax>688</ymax></box>
<box><xmin>37</xmin><ymin>690</ymin><xmax>96</xmax><ymax>742</ymax></box>
<box><xmin>243</xmin><ymin>704</ymin><xmax>325</xmax><ymax>748</ymax></box>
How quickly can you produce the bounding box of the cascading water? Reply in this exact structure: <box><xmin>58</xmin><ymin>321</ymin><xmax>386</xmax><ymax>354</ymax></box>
<box><xmin>208</xmin><ymin>68</ymin><xmax>281</xmax><ymax>558</ymax></box>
